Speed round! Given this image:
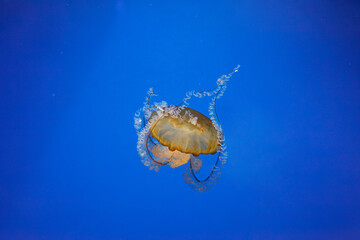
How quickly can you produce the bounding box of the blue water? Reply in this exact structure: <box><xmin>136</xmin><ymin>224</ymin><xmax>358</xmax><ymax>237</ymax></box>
<box><xmin>1</xmin><ymin>1</ymin><xmax>360</xmax><ymax>239</ymax></box>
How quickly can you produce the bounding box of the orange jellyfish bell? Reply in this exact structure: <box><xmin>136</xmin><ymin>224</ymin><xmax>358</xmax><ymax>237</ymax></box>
<box><xmin>134</xmin><ymin>65</ymin><xmax>239</xmax><ymax>192</ymax></box>
<box><xmin>149</xmin><ymin>107</ymin><xmax>219</xmax><ymax>157</ymax></box>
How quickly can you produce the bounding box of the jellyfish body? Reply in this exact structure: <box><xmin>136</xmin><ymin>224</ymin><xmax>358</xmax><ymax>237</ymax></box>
<box><xmin>134</xmin><ymin>65</ymin><xmax>239</xmax><ymax>192</ymax></box>
<box><xmin>149</xmin><ymin>107</ymin><xmax>218</xmax><ymax>156</ymax></box>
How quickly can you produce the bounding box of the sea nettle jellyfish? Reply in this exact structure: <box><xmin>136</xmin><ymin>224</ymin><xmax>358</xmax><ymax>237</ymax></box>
<box><xmin>134</xmin><ymin>65</ymin><xmax>239</xmax><ymax>192</ymax></box>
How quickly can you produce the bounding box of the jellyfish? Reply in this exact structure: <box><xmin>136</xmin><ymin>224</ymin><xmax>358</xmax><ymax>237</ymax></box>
<box><xmin>134</xmin><ymin>65</ymin><xmax>239</xmax><ymax>192</ymax></box>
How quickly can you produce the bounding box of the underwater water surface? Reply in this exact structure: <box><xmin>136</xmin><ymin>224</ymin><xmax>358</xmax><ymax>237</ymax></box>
<box><xmin>1</xmin><ymin>0</ymin><xmax>360</xmax><ymax>239</ymax></box>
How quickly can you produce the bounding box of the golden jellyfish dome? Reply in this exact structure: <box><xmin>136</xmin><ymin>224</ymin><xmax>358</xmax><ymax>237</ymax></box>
<box><xmin>149</xmin><ymin>107</ymin><xmax>219</xmax><ymax>157</ymax></box>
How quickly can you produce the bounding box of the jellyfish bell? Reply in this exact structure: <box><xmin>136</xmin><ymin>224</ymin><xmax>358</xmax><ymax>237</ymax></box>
<box><xmin>134</xmin><ymin>65</ymin><xmax>239</xmax><ymax>192</ymax></box>
<box><xmin>149</xmin><ymin>107</ymin><xmax>219</xmax><ymax>157</ymax></box>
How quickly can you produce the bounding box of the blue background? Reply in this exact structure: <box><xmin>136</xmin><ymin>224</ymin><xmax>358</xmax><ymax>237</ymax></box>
<box><xmin>1</xmin><ymin>0</ymin><xmax>360</xmax><ymax>239</ymax></box>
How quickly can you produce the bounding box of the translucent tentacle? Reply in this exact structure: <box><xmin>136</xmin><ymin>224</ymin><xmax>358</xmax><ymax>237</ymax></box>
<box><xmin>134</xmin><ymin>89</ymin><xmax>172</xmax><ymax>171</ymax></box>
<box><xmin>183</xmin><ymin>65</ymin><xmax>238</xmax><ymax>192</ymax></box>
<box><xmin>183</xmin><ymin>143</ymin><xmax>228</xmax><ymax>192</ymax></box>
